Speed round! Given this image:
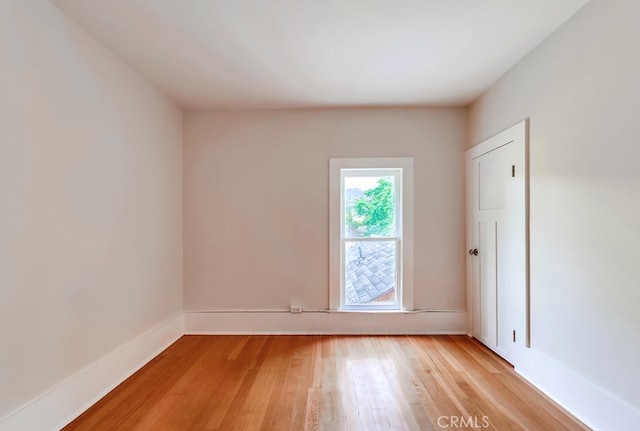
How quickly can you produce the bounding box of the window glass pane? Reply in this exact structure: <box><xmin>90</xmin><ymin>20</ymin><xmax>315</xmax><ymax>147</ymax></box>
<box><xmin>344</xmin><ymin>240</ymin><xmax>397</xmax><ymax>306</ymax></box>
<box><xmin>343</xmin><ymin>175</ymin><xmax>396</xmax><ymax>238</ymax></box>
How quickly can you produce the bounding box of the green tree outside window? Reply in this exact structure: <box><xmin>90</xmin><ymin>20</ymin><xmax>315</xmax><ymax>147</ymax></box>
<box><xmin>347</xmin><ymin>178</ymin><xmax>395</xmax><ymax>236</ymax></box>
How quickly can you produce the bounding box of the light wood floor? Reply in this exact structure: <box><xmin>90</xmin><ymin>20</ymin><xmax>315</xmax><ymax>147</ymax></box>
<box><xmin>64</xmin><ymin>335</ymin><xmax>589</xmax><ymax>431</ymax></box>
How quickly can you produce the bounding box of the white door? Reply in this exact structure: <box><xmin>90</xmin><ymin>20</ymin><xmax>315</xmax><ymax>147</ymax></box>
<box><xmin>466</xmin><ymin>121</ymin><xmax>528</xmax><ymax>365</ymax></box>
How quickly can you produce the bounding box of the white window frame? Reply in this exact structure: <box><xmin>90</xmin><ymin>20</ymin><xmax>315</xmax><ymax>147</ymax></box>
<box><xmin>329</xmin><ymin>158</ymin><xmax>414</xmax><ymax>312</ymax></box>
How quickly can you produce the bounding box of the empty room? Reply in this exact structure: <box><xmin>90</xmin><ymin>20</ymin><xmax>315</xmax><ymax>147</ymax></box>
<box><xmin>1</xmin><ymin>0</ymin><xmax>639</xmax><ymax>430</ymax></box>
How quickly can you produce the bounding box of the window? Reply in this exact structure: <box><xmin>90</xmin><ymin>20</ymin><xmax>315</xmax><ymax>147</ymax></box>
<box><xmin>330</xmin><ymin>158</ymin><xmax>414</xmax><ymax>311</ymax></box>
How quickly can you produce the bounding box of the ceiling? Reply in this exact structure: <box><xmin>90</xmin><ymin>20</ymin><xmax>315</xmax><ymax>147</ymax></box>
<box><xmin>51</xmin><ymin>0</ymin><xmax>591</xmax><ymax>109</ymax></box>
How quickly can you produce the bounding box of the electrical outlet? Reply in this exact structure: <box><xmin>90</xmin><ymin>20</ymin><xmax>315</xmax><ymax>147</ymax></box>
<box><xmin>290</xmin><ymin>305</ymin><xmax>303</xmax><ymax>313</ymax></box>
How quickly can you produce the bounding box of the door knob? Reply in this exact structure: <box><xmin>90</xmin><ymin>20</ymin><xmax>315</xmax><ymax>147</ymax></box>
<box><xmin>468</xmin><ymin>248</ymin><xmax>478</xmax><ymax>256</ymax></box>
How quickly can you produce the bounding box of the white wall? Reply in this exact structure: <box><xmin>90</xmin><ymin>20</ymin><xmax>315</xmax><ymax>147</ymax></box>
<box><xmin>469</xmin><ymin>0</ymin><xmax>640</xmax><ymax>418</ymax></box>
<box><xmin>0</xmin><ymin>0</ymin><xmax>183</xmax><ymax>423</ymax></box>
<box><xmin>184</xmin><ymin>108</ymin><xmax>467</xmax><ymax>319</ymax></box>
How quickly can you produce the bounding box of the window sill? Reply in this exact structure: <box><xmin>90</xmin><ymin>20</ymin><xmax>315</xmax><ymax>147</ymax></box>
<box><xmin>331</xmin><ymin>309</ymin><xmax>411</xmax><ymax>314</ymax></box>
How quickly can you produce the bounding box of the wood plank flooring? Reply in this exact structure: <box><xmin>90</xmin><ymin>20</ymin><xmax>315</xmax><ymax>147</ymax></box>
<box><xmin>64</xmin><ymin>335</ymin><xmax>590</xmax><ymax>431</ymax></box>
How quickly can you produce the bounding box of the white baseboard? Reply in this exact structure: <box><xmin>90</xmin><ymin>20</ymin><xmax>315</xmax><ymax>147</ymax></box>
<box><xmin>5</xmin><ymin>311</ymin><xmax>635</xmax><ymax>431</ymax></box>
<box><xmin>516</xmin><ymin>347</ymin><xmax>640</xmax><ymax>431</ymax></box>
<box><xmin>0</xmin><ymin>313</ymin><xmax>184</xmax><ymax>431</ymax></box>
<box><xmin>184</xmin><ymin>310</ymin><xmax>467</xmax><ymax>334</ymax></box>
